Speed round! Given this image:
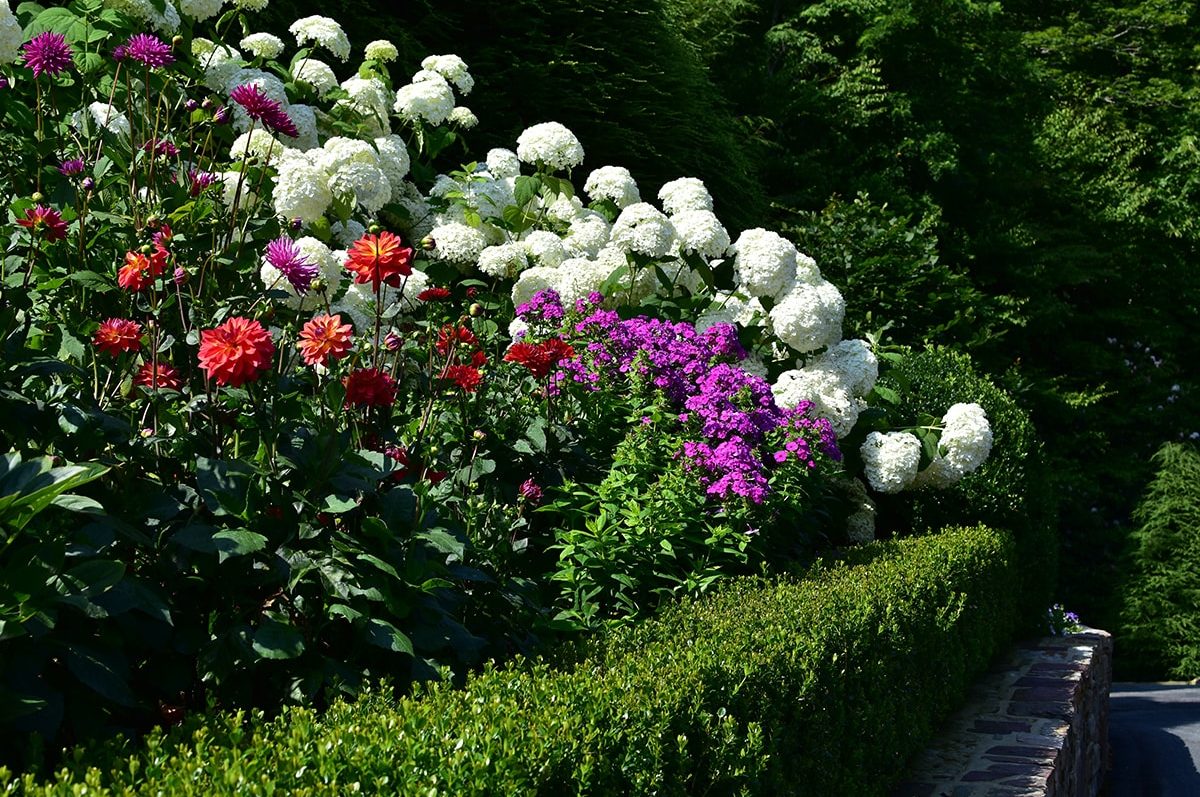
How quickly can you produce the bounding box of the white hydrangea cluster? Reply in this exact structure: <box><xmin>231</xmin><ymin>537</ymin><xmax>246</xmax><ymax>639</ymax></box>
<box><xmin>671</xmin><ymin>210</ymin><xmax>730</xmax><ymax>259</ymax></box>
<box><xmin>449</xmin><ymin>107</ymin><xmax>478</xmax><ymax>128</ymax></box>
<box><xmin>338</xmin><ymin>75</ymin><xmax>391</xmax><ymax>132</ymax></box>
<box><xmin>240</xmin><ymin>32</ymin><xmax>284</xmax><ymax>59</ymax></box>
<box><xmin>769</xmin><ymin>280</ymin><xmax>845</xmax><ymax>354</ymax></box>
<box><xmin>272</xmin><ymin>152</ymin><xmax>332</xmax><ymax>222</ymax></box>
<box><xmin>82</xmin><ymin>102</ymin><xmax>132</xmax><ymax>138</ymax></box>
<box><xmin>179</xmin><ymin>0</ymin><xmax>224</xmax><ymax>21</ymax></box>
<box><xmin>562</xmin><ymin>213</ymin><xmax>611</xmax><ymax>259</ymax></box>
<box><xmin>394</xmin><ymin>71</ymin><xmax>456</xmax><ymax>126</ymax></box>
<box><xmin>194</xmin><ymin>40</ymin><xmax>244</xmax><ymax>91</ymax></box>
<box><xmin>230</xmin><ymin>128</ymin><xmax>280</xmax><ymax>163</ymax></box>
<box><xmin>364</xmin><ymin>40</ymin><xmax>398</xmax><ymax>62</ymax></box>
<box><xmin>372</xmin><ymin>135</ymin><xmax>411</xmax><ymax>197</ymax></box>
<box><xmin>104</xmin><ymin>0</ymin><xmax>180</xmax><ymax>33</ymax></box>
<box><xmin>658</xmin><ymin>177</ymin><xmax>713</xmax><ymax>215</ymax></box>
<box><xmin>420</xmin><ymin>54</ymin><xmax>474</xmax><ymax>94</ymax></box>
<box><xmin>477</xmin><ymin>243</ymin><xmax>530</xmax><ymax>279</ymax></box>
<box><xmin>231</xmin><ymin>0</ymin><xmax>267</xmax><ymax>10</ymax></box>
<box><xmin>288</xmin><ymin>16</ymin><xmax>350</xmax><ymax>61</ymax></box>
<box><xmin>772</xmin><ymin>367</ymin><xmax>864</xmax><ymax>438</ymax></box>
<box><xmin>486</xmin><ymin>148</ymin><xmax>521</xmax><ymax>179</ymax></box>
<box><xmin>287</xmin><ymin>104</ymin><xmax>319</xmax><ymax>151</ymax></box>
<box><xmin>812</xmin><ymin>339</ymin><xmax>878</xmax><ymax>396</ymax></box>
<box><xmin>731</xmin><ymin>229</ymin><xmax>799</xmax><ymax>301</ymax></box>
<box><xmin>861</xmin><ymin>432</ymin><xmax>922</xmax><ymax>494</ymax></box>
<box><xmin>0</xmin><ymin>1</ymin><xmax>20</xmax><ymax>66</ymax></box>
<box><xmin>430</xmin><ymin>222</ymin><xmax>488</xmax><ymax>268</ymax></box>
<box><xmin>584</xmin><ymin>166</ymin><xmax>641</xmax><ymax>208</ymax></box>
<box><xmin>516</xmin><ymin>122</ymin><xmax>585</xmax><ymax>171</ymax></box>
<box><xmin>292</xmin><ymin>59</ymin><xmax>338</xmax><ymax>96</ymax></box>
<box><xmin>911</xmin><ymin>403</ymin><xmax>993</xmax><ymax>488</ymax></box>
<box><xmin>522</xmin><ymin>230</ymin><xmax>567</xmax><ymax>268</ymax></box>
<box><xmin>610</xmin><ymin>203</ymin><xmax>676</xmax><ymax>258</ymax></box>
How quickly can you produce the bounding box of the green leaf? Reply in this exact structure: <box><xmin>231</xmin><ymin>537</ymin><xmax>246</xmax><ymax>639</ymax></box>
<box><xmin>63</xmin><ymin>559</ymin><xmax>125</xmax><ymax>593</ymax></box>
<box><xmin>366</xmin><ymin>618</ymin><xmax>413</xmax><ymax>655</ymax></box>
<box><xmin>252</xmin><ymin>619</ymin><xmax>305</xmax><ymax>660</ymax></box>
<box><xmin>418</xmin><ymin>528</ymin><xmax>465</xmax><ymax>559</ymax></box>
<box><xmin>212</xmin><ymin>529</ymin><xmax>267</xmax><ymax>561</ymax></box>
<box><xmin>322</xmin><ymin>494</ymin><xmax>358</xmax><ymax>514</ymax></box>
<box><xmin>872</xmin><ymin>385</ymin><xmax>900</xmax><ymax>405</ymax></box>
<box><xmin>513</xmin><ymin>175</ymin><xmax>542</xmax><ymax>207</ymax></box>
<box><xmin>56</xmin><ymin>328</ymin><xmax>86</xmax><ymax>361</ymax></box>
<box><xmin>66</xmin><ymin>643</ymin><xmax>137</xmax><ymax>707</ymax></box>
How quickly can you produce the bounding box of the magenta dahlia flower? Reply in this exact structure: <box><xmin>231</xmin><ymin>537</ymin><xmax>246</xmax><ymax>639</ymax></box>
<box><xmin>265</xmin><ymin>236</ymin><xmax>319</xmax><ymax>293</ymax></box>
<box><xmin>22</xmin><ymin>32</ymin><xmax>73</xmax><ymax>78</ymax></box>
<box><xmin>229</xmin><ymin>83</ymin><xmax>299</xmax><ymax>138</ymax></box>
<box><xmin>125</xmin><ymin>33</ymin><xmax>174</xmax><ymax>68</ymax></box>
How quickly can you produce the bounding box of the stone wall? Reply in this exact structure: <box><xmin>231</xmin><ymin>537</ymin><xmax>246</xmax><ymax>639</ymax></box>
<box><xmin>892</xmin><ymin>628</ymin><xmax>1113</xmax><ymax>797</ymax></box>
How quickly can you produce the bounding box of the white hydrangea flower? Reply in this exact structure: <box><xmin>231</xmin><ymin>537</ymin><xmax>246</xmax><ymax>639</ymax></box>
<box><xmin>292</xmin><ymin>58</ymin><xmax>338</xmax><ymax>97</ymax></box>
<box><xmin>448</xmin><ymin>106</ymin><xmax>478</xmax><ymax>128</ymax></box>
<box><xmin>331</xmin><ymin>220</ymin><xmax>366</xmax><ymax>248</ymax></box>
<box><xmin>731</xmin><ymin>228</ymin><xmax>799</xmax><ymax>300</ymax></box>
<box><xmin>772</xmin><ymin>368</ymin><xmax>863</xmax><ymax>438</ymax></box>
<box><xmin>939</xmin><ymin>403</ymin><xmax>993</xmax><ymax>477</ymax></box>
<box><xmin>316</xmin><ymin>136</ymin><xmax>381</xmax><ymax>172</ymax></box>
<box><xmin>509</xmin><ymin>318</ymin><xmax>530</xmax><ymax>340</ymax></box>
<box><xmin>695</xmin><ymin>306</ymin><xmax>736</xmax><ymax>333</ymax></box>
<box><xmin>671</xmin><ymin>209</ymin><xmax>730</xmax><ymax>259</ymax></box>
<box><xmin>516</xmin><ymin>122</ymin><xmax>585</xmax><ymax>171</ymax></box>
<box><xmin>272</xmin><ymin>152</ymin><xmax>332</xmax><ymax>222</ymax></box>
<box><xmin>769</xmin><ymin>280</ymin><xmax>845</xmax><ymax>354</ymax></box>
<box><xmin>658</xmin><ymin>177</ymin><xmax>713</xmax><ymax>215</ymax></box>
<box><xmin>230</xmin><ymin>128</ymin><xmax>280</xmax><ymax>163</ymax></box>
<box><xmin>179</xmin><ymin>0</ymin><xmax>224</xmax><ymax>21</ymax></box>
<box><xmin>555</xmin><ymin>257</ymin><xmax>610</xmax><ymax>308</ymax></box>
<box><xmin>909</xmin><ymin>456</ymin><xmax>960</xmax><ymax>490</ymax></box>
<box><xmin>285</xmin><ymin>104</ymin><xmax>319</xmax><ymax>151</ymax></box>
<box><xmin>584</xmin><ymin>166</ymin><xmax>640</xmax><ymax>208</ymax></box>
<box><xmin>431</xmin><ymin>222</ymin><xmax>488</xmax><ymax>268</ymax></box>
<box><xmin>82</xmin><ymin>102</ymin><xmax>132</xmax><ymax>138</ymax></box>
<box><xmin>420</xmin><ymin>54</ymin><xmax>473</xmax><ymax>94</ymax></box>
<box><xmin>0</xmin><ymin>1</ymin><xmax>21</xmax><ymax>66</ymax></box>
<box><xmin>845</xmin><ymin>478</ymin><xmax>876</xmax><ymax>545</ymax></box>
<box><xmin>231</xmin><ymin>0</ymin><xmax>267</xmax><ymax>10</ymax></box>
<box><xmin>610</xmin><ymin>202</ymin><xmax>676</xmax><ymax>258</ymax></box>
<box><xmin>463</xmin><ymin>178</ymin><xmax>515</xmax><ymax>220</ymax></box>
<box><xmin>329</xmin><ymin>161</ymin><xmax>390</xmax><ymax>212</ymax></box>
<box><xmin>740</xmin><ymin>354</ymin><xmax>769</xmax><ymax>379</ymax></box>
<box><xmin>218</xmin><ymin>171</ymin><xmax>256</xmax><ymax>209</ymax></box>
<box><xmin>562</xmin><ymin>213</ymin><xmax>610</xmax><ymax>258</ymax></box>
<box><xmin>486</xmin><ymin>148</ymin><xmax>521</xmax><ymax>179</ymax></box>
<box><xmin>336</xmin><ymin>76</ymin><xmax>391</xmax><ymax>132</ymax></box>
<box><xmin>512</xmin><ymin>266</ymin><xmax>561</xmax><ymax>309</ymax></box>
<box><xmin>104</xmin><ymin>0</ymin><xmax>179</xmax><ymax>32</ymax></box>
<box><xmin>394</xmin><ymin>72</ymin><xmax>455</xmax><ymax>125</ymax></box>
<box><xmin>546</xmin><ymin>195</ymin><xmax>585</xmax><ymax>223</ymax></box>
<box><xmin>372</xmin><ymin>135</ymin><xmax>411</xmax><ymax>195</ymax></box>
<box><xmin>861</xmin><ymin>432</ymin><xmax>921</xmax><ymax>494</ymax></box>
<box><xmin>240</xmin><ymin>32</ymin><xmax>284</xmax><ymax>59</ymax></box>
<box><xmin>364</xmin><ymin>39</ymin><xmax>398</xmax><ymax>62</ymax></box>
<box><xmin>708</xmin><ymin>290</ymin><xmax>767</xmax><ymax>328</ymax></box>
<box><xmin>195</xmin><ymin>41</ymin><xmax>244</xmax><ymax>91</ymax></box>
<box><xmin>477</xmin><ymin>242</ymin><xmax>530</xmax><ymax>279</ymax></box>
<box><xmin>811</xmin><ymin>339</ymin><xmax>878</xmax><ymax>397</ymax></box>
<box><xmin>288</xmin><ymin>15</ymin><xmax>350</xmax><ymax>61</ymax></box>
<box><xmin>522</xmin><ymin>230</ymin><xmax>567</xmax><ymax>268</ymax></box>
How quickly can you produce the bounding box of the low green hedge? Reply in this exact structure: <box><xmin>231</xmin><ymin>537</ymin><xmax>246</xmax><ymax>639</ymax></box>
<box><xmin>5</xmin><ymin>525</ymin><xmax>1017</xmax><ymax>796</ymax></box>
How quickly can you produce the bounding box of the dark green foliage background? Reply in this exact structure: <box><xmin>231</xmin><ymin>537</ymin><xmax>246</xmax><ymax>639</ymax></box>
<box><xmin>1117</xmin><ymin>443</ymin><xmax>1200</xmax><ymax>681</ymax></box>
<box><xmin>7</xmin><ymin>525</ymin><xmax>1017</xmax><ymax>797</ymax></box>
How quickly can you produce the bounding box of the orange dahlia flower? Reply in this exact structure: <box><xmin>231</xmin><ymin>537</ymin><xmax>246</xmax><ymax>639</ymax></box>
<box><xmin>297</xmin><ymin>313</ymin><xmax>354</xmax><ymax>367</ymax></box>
<box><xmin>118</xmin><ymin>249</ymin><xmax>167</xmax><ymax>291</ymax></box>
<box><xmin>93</xmin><ymin>318</ymin><xmax>143</xmax><ymax>356</ymax></box>
<box><xmin>134</xmin><ymin>361</ymin><xmax>182</xmax><ymax>390</ymax></box>
<box><xmin>197</xmin><ymin>317</ymin><xmax>275</xmax><ymax>387</ymax></box>
<box><xmin>344</xmin><ymin>231</ymin><xmax>414</xmax><ymax>291</ymax></box>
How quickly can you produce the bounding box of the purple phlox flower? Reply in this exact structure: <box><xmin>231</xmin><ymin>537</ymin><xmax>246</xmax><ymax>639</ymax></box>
<box><xmin>58</xmin><ymin>159</ymin><xmax>86</xmax><ymax>177</ymax></box>
<box><xmin>126</xmin><ymin>33</ymin><xmax>174</xmax><ymax>68</ymax></box>
<box><xmin>516</xmin><ymin>289</ymin><xmax>566</xmax><ymax>329</ymax></box>
<box><xmin>23</xmin><ymin>32</ymin><xmax>74</xmax><ymax>78</ymax></box>
<box><xmin>265</xmin><ymin>236</ymin><xmax>319</xmax><ymax>293</ymax></box>
<box><xmin>229</xmin><ymin>83</ymin><xmax>299</xmax><ymax>138</ymax></box>
<box><xmin>518</xmin><ymin>478</ymin><xmax>543</xmax><ymax>505</ymax></box>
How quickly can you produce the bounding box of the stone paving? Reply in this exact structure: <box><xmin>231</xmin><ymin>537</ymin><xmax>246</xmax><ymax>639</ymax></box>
<box><xmin>892</xmin><ymin>629</ymin><xmax>1112</xmax><ymax>797</ymax></box>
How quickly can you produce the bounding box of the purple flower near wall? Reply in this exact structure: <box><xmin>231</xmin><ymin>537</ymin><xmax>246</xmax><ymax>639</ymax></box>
<box><xmin>125</xmin><ymin>33</ymin><xmax>175</xmax><ymax>68</ymax></box>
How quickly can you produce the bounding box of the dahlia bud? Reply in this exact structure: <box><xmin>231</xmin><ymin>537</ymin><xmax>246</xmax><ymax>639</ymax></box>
<box><xmin>146</xmin><ymin>215</ymin><xmax>161</xmax><ymax>229</ymax></box>
<box><xmin>201</xmin><ymin>97</ymin><xmax>214</xmax><ymax>110</ymax></box>
<box><xmin>30</xmin><ymin>191</ymin><xmax>44</xmax><ymax>203</ymax></box>
<box><xmin>81</xmin><ymin>177</ymin><xmax>95</xmax><ymax>192</ymax></box>
<box><xmin>0</xmin><ymin>77</ymin><xmax>9</xmax><ymax>90</ymax></box>
<box><xmin>384</xmin><ymin>331</ymin><xmax>403</xmax><ymax>351</ymax></box>
<box><xmin>472</xmin><ymin>429</ymin><xmax>487</xmax><ymax>441</ymax></box>
<box><xmin>290</xmin><ymin>217</ymin><xmax>303</xmax><ymax>231</ymax></box>
<box><xmin>213</xmin><ymin>106</ymin><xmax>231</xmax><ymax>124</ymax></box>
<box><xmin>173</xmin><ymin>266</ymin><xmax>188</xmax><ymax>286</ymax></box>
<box><xmin>367</xmin><ymin>223</ymin><xmax>382</xmax><ymax>235</ymax></box>
<box><xmin>140</xmin><ymin>243</ymin><xmax>154</xmax><ymax>254</ymax></box>
<box><xmin>171</xmin><ymin>35</ymin><xmax>184</xmax><ymax>48</ymax></box>
<box><xmin>468</xmin><ymin>303</ymin><xmax>483</xmax><ymax>317</ymax></box>
<box><xmin>466</xmin><ymin>287</ymin><xmax>478</xmax><ymax>298</ymax></box>
<box><xmin>309</xmin><ymin>276</ymin><xmax>328</xmax><ymax>293</ymax></box>
<box><xmin>184</xmin><ymin>99</ymin><xmax>199</xmax><ymax>112</ymax></box>
<box><xmin>420</xmin><ymin>235</ymin><xmax>436</xmax><ymax>251</ymax></box>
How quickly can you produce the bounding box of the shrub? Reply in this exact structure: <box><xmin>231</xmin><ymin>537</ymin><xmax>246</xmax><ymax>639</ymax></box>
<box><xmin>4</xmin><ymin>525</ymin><xmax>1018</xmax><ymax>796</ymax></box>
<box><xmin>869</xmin><ymin>348</ymin><xmax>1057</xmax><ymax>627</ymax></box>
<box><xmin>1117</xmin><ymin>442</ymin><xmax>1200</xmax><ymax>681</ymax></box>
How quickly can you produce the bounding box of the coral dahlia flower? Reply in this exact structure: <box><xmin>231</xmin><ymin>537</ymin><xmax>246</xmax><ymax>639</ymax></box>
<box><xmin>93</xmin><ymin>318</ymin><xmax>143</xmax><ymax>356</ymax></box>
<box><xmin>344</xmin><ymin>231</ymin><xmax>413</xmax><ymax>291</ymax></box>
<box><xmin>505</xmin><ymin>338</ymin><xmax>575</xmax><ymax>379</ymax></box>
<box><xmin>198</xmin><ymin>317</ymin><xmax>275</xmax><ymax>387</ymax></box>
<box><xmin>297</xmin><ymin>313</ymin><xmax>353</xmax><ymax>367</ymax></box>
<box><xmin>343</xmin><ymin>367</ymin><xmax>397</xmax><ymax>407</ymax></box>
<box><xmin>417</xmin><ymin>286</ymin><xmax>451</xmax><ymax>302</ymax></box>
<box><xmin>117</xmin><ymin>249</ymin><xmax>167</xmax><ymax>291</ymax></box>
<box><xmin>16</xmin><ymin>205</ymin><xmax>69</xmax><ymax>242</ymax></box>
<box><xmin>134</xmin><ymin>361</ymin><xmax>183</xmax><ymax>390</ymax></box>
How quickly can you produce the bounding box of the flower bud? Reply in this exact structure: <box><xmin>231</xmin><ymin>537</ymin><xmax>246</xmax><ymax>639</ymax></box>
<box><xmin>81</xmin><ymin>177</ymin><xmax>95</xmax><ymax>192</ymax></box>
<box><xmin>184</xmin><ymin>99</ymin><xmax>199</xmax><ymax>112</ymax></box>
<box><xmin>140</xmin><ymin>243</ymin><xmax>154</xmax><ymax>254</ymax></box>
<box><xmin>466</xmin><ymin>287</ymin><xmax>478</xmax><ymax>298</ymax></box>
<box><xmin>146</xmin><ymin>215</ymin><xmax>161</xmax><ymax>229</ymax></box>
<box><xmin>0</xmin><ymin>77</ymin><xmax>9</xmax><ymax>90</ymax></box>
<box><xmin>30</xmin><ymin>191</ymin><xmax>44</xmax><ymax>203</ymax></box>
<box><xmin>173</xmin><ymin>266</ymin><xmax>188</xmax><ymax>286</ymax></box>
<box><xmin>384</xmin><ymin>331</ymin><xmax>403</xmax><ymax>351</ymax></box>
<box><xmin>290</xmin><ymin>217</ymin><xmax>303</xmax><ymax>231</ymax></box>
<box><xmin>367</xmin><ymin>224</ymin><xmax>382</xmax><ymax>235</ymax></box>
<box><xmin>472</xmin><ymin>429</ymin><xmax>487</xmax><ymax>441</ymax></box>
<box><xmin>201</xmin><ymin>97</ymin><xmax>214</xmax><ymax>110</ymax></box>
<box><xmin>171</xmin><ymin>35</ymin><xmax>183</xmax><ymax>48</ymax></box>
<box><xmin>309</xmin><ymin>276</ymin><xmax>328</xmax><ymax>293</ymax></box>
<box><xmin>420</xmin><ymin>235</ymin><xmax>436</xmax><ymax>251</ymax></box>
<box><xmin>468</xmin><ymin>303</ymin><xmax>483</xmax><ymax>317</ymax></box>
<box><xmin>213</xmin><ymin>106</ymin><xmax>231</xmax><ymax>124</ymax></box>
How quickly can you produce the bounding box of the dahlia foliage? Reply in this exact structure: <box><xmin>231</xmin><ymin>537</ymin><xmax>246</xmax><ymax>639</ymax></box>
<box><xmin>0</xmin><ymin>0</ymin><xmax>993</xmax><ymax>749</ymax></box>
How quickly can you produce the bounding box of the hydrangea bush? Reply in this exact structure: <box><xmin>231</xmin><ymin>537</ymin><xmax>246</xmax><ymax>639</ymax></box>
<box><xmin>0</xmin><ymin>0</ymin><xmax>995</xmax><ymax>765</ymax></box>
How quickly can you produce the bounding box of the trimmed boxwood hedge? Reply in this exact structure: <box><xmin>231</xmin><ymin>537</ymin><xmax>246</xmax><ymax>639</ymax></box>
<box><xmin>4</xmin><ymin>525</ymin><xmax>1017</xmax><ymax>796</ymax></box>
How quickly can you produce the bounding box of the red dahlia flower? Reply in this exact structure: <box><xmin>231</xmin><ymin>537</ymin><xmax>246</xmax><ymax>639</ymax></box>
<box><xmin>344</xmin><ymin>231</ymin><xmax>414</xmax><ymax>291</ymax></box>
<box><xmin>343</xmin><ymin>367</ymin><xmax>397</xmax><ymax>407</ymax></box>
<box><xmin>297</xmin><ymin>313</ymin><xmax>353</xmax><ymax>366</ymax></box>
<box><xmin>134</xmin><ymin>361</ymin><xmax>182</xmax><ymax>390</ymax></box>
<box><xmin>504</xmin><ymin>338</ymin><xmax>575</xmax><ymax>378</ymax></box>
<box><xmin>117</xmin><ymin>249</ymin><xmax>167</xmax><ymax>291</ymax></box>
<box><xmin>16</xmin><ymin>205</ymin><xmax>69</xmax><ymax>242</ymax></box>
<box><xmin>198</xmin><ymin>317</ymin><xmax>275</xmax><ymax>387</ymax></box>
<box><xmin>435</xmin><ymin>324</ymin><xmax>478</xmax><ymax>357</ymax></box>
<box><xmin>417</xmin><ymin>286</ymin><xmax>451</xmax><ymax>302</ymax></box>
<box><xmin>440</xmin><ymin>364</ymin><xmax>482</xmax><ymax>392</ymax></box>
<box><xmin>93</xmin><ymin>318</ymin><xmax>143</xmax><ymax>356</ymax></box>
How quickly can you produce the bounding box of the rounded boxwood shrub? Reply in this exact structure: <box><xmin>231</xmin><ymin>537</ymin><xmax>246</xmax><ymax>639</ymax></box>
<box><xmin>874</xmin><ymin>347</ymin><xmax>1057</xmax><ymax>627</ymax></box>
<box><xmin>1117</xmin><ymin>442</ymin><xmax>1200</xmax><ymax>681</ymax></box>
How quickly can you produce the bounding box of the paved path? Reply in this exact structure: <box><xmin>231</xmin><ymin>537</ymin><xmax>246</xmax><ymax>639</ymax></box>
<box><xmin>1106</xmin><ymin>683</ymin><xmax>1200</xmax><ymax>796</ymax></box>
